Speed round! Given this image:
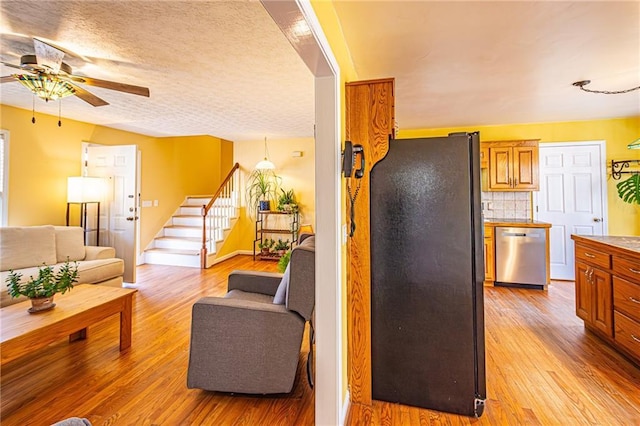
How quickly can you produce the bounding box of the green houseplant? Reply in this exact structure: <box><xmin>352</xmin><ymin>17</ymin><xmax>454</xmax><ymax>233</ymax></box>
<box><xmin>6</xmin><ymin>260</ymin><xmax>79</xmax><ymax>312</ymax></box>
<box><xmin>246</xmin><ymin>169</ymin><xmax>281</xmax><ymax>216</ymax></box>
<box><xmin>277</xmin><ymin>250</ymin><xmax>292</xmax><ymax>273</ymax></box>
<box><xmin>616</xmin><ymin>174</ymin><xmax>640</xmax><ymax>205</ymax></box>
<box><xmin>277</xmin><ymin>189</ymin><xmax>298</xmax><ymax>212</ymax></box>
<box><xmin>274</xmin><ymin>239</ymin><xmax>290</xmax><ymax>256</ymax></box>
<box><xmin>258</xmin><ymin>238</ymin><xmax>275</xmax><ymax>255</ymax></box>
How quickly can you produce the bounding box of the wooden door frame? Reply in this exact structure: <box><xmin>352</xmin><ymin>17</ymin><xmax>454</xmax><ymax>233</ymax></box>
<box><xmin>260</xmin><ymin>2</ymin><xmax>343</xmax><ymax>424</ymax></box>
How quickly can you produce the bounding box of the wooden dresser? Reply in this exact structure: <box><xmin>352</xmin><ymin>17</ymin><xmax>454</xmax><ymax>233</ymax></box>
<box><xmin>571</xmin><ymin>235</ymin><xmax>640</xmax><ymax>365</ymax></box>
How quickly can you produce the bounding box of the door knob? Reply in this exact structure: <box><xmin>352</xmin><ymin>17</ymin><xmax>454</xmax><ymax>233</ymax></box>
<box><xmin>593</xmin><ymin>218</ymin><xmax>602</xmax><ymax>222</ymax></box>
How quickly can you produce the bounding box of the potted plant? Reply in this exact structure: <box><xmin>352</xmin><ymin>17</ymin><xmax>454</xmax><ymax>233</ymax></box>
<box><xmin>6</xmin><ymin>260</ymin><xmax>79</xmax><ymax>313</ymax></box>
<box><xmin>258</xmin><ymin>238</ymin><xmax>275</xmax><ymax>256</ymax></box>
<box><xmin>277</xmin><ymin>189</ymin><xmax>298</xmax><ymax>212</ymax></box>
<box><xmin>246</xmin><ymin>169</ymin><xmax>281</xmax><ymax>216</ymax></box>
<box><xmin>274</xmin><ymin>239</ymin><xmax>290</xmax><ymax>256</ymax></box>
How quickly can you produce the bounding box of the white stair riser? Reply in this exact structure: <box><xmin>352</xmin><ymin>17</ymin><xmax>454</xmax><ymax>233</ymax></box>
<box><xmin>179</xmin><ymin>206</ymin><xmax>202</xmax><ymax>215</ymax></box>
<box><xmin>177</xmin><ymin>206</ymin><xmax>237</xmax><ymax>217</ymax></box>
<box><xmin>184</xmin><ymin>198</ymin><xmax>212</xmax><ymax>206</ymax></box>
<box><xmin>145</xmin><ymin>252</ymin><xmax>201</xmax><ymax>268</ymax></box>
<box><xmin>155</xmin><ymin>238</ymin><xmax>202</xmax><ymax>250</ymax></box>
<box><xmin>172</xmin><ymin>216</ymin><xmax>202</xmax><ymax>227</ymax></box>
<box><xmin>184</xmin><ymin>197</ymin><xmax>234</xmax><ymax>206</ymax></box>
<box><xmin>164</xmin><ymin>227</ymin><xmax>202</xmax><ymax>238</ymax></box>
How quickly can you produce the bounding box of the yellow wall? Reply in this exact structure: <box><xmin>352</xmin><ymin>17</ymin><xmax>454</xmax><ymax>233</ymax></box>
<box><xmin>231</xmin><ymin>137</ymin><xmax>316</xmax><ymax>252</ymax></box>
<box><xmin>401</xmin><ymin>117</ymin><xmax>640</xmax><ymax>235</ymax></box>
<box><xmin>1</xmin><ymin>105</ymin><xmax>233</xmax><ymax>249</ymax></box>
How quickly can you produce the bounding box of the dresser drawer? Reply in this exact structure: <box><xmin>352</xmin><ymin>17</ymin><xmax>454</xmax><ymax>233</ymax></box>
<box><xmin>613</xmin><ymin>255</ymin><xmax>640</xmax><ymax>283</ymax></box>
<box><xmin>575</xmin><ymin>245</ymin><xmax>610</xmax><ymax>269</ymax></box>
<box><xmin>614</xmin><ymin>276</ymin><xmax>640</xmax><ymax>322</ymax></box>
<box><xmin>614</xmin><ymin>311</ymin><xmax>640</xmax><ymax>360</ymax></box>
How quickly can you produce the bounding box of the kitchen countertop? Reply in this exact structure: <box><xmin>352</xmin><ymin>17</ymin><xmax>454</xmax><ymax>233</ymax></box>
<box><xmin>571</xmin><ymin>234</ymin><xmax>640</xmax><ymax>257</ymax></box>
<box><xmin>483</xmin><ymin>218</ymin><xmax>552</xmax><ymax>228</ymax></box>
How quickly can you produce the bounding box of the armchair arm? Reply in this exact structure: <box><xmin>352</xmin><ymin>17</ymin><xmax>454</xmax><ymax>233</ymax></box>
<box><xmin>84</xmin><ymin>246</ymin><xmax>116</xmax><ymax>260</ymax></box>
<box><xmin>227</xmin><ymin>270</ymin><xmax>283</xmax><ymax>296</ymax></box>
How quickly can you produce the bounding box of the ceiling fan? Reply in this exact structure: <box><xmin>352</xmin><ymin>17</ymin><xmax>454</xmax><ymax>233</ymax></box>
<box><xmin>1</xmin><ymin>38</ymin><xmax>150</xmax><ymax>107</ymax></box>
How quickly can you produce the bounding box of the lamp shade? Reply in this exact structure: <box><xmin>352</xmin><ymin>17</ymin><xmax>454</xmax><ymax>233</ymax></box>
<box><xmin>255</xmin><ymin>158</ymin><xmax>276</xmax><ymax>170</ymax></box>
<box><xmin>67</xmin><ymin>177</ymin><xmax>104</xmax><ymax>203</ymax></box>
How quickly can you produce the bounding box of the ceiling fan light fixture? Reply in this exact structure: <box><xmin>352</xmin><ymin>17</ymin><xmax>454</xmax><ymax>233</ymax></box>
<box><xmin>15</xmin><ymin>74</ymin><xmax>75</xmax><ymax>102</ymax></box>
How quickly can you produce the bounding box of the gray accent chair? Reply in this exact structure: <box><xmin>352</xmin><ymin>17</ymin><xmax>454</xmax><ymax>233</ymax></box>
<box><xmin>187</xmin><ymin>234</ymin><xmax>315</xmax><ymax>394</ymax></box>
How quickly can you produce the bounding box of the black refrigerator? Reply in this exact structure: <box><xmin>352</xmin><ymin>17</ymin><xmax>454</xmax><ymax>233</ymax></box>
<box><xmin>370</xmin><ymin>132</ymin><xmax>486</xmax><ymax>417</ymax></box>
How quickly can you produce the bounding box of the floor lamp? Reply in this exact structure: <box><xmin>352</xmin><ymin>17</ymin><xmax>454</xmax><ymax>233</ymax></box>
<box><xmin>67</xmin><ymin>176</ymin><xmax>104</xmax><ymax>246</ymax></box>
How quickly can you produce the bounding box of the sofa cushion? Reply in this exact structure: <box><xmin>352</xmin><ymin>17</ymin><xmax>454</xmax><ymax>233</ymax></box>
<box><xmin>76</xmin><ymin>259</ymin><xmax>124</xmax><ymax>284</ymax></box>
<box><xmin>0</xmin><ymin>226</ymin><xmax>57</xmax><ymax>271</ymax></box>
<box><xmin>224</xmin><ymin>289</ymin><xmax>274</xmax><ymax>304</ymax></box>
<box><xmin>54</xmin><ymin>226</ymin><xmax>86</xmax><ymax>262</ymax></box>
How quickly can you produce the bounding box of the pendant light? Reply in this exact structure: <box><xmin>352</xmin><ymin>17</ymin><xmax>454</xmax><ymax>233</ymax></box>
<box><xmin>627</xmin><ymin>137</ymin><xmax>640</xmax><ymax>150</ymax></box>
<box><xmin>255</xmin><ymin>137</ymin><xmax>275</xmax><ymax>170</ymax></box>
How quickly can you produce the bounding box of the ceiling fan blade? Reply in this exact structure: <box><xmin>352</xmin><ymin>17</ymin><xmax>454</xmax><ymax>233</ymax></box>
<box><xmin>69</xmin><ymin>83</ymin><xmax>109</xmax><ymax>107</ymax></box>
<box><xmin>1</xmin><ymin>61</ymin><xmax>27</xmax><ymax>70</ymax></box>
<box><xmin>68</xmin><ymin>75</ymin><xmax>150</xmax><ymax>97</ymax></box>
<box><xmin>33</xmin><ymin>38</ymin><xmax>65</xmax><ymax>73</ymax></box>
<box><xmin>1</xmin><ymin>75</ymin><xmax>16</xmax><ymax>83</ymax></box>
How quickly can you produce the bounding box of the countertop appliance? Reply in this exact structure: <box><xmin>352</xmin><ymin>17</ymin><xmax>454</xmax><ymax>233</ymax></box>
<box><xmin>495</xmin><ymin>226</ymin><xmax>547</xmax><ymax>289</ymax></box>
<box><xmin>370</xmin><ymin>132</ymin><xmax>486</xmax><ymax>417</ymax></box>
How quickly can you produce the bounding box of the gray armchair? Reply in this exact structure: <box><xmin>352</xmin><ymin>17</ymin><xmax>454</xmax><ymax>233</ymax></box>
<box><xmin>187</xmin><ymin>234</ymin><xmax>315</xmax><ymax>394</ymax></box>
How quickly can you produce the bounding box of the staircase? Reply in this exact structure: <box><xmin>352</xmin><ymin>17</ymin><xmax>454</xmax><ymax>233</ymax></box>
<box><xmin>144</xmin><ymin>164</ymin><xmax>240</xmax><ymax>268</ymax></box>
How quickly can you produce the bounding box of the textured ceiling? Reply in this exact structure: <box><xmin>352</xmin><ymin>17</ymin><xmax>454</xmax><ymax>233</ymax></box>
<box><xmin>1</xmin><ymin>1</ymin><xmax>639</xmax><ymax>142</ymax></box>
<box><xmin>0</xmin><ymin>1</ymin><xmax>315</xmax><ymax>141</ymax></box>
<box><xmin>333</xmin><ymin>1</ymin><xmax>640</xmax><ymax>131</ymax></box>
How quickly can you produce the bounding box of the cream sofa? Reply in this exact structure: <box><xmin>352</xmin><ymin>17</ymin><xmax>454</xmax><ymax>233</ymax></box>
<box><xmin>0</xmin><ymin>225</ymin><xmax>124</xmax><ymax>307</ymax></box>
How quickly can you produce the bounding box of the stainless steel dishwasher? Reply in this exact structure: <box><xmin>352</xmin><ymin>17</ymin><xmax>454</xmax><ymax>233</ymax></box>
<box><xmin>495</xmin><ymin>226</ymin><xmax>547</xmax><ymax>289</ymax></box>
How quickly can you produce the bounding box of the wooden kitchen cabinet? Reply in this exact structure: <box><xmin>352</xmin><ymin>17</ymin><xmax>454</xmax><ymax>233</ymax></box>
<box><xmin>483</xmin><ymin>225</ymin><xmax>494</xmax><ymax>285</ymax></box>
<box><xmin>572</xmin><ymin>235</ymin><xmax>640</xmax><ymax>366</ymax></box>
<box><xmin>576</xmin><ymin>260</ymin><xmax>613</xmax><ymax>336</ymax></box>
<box><xmin>483</xmin><ymin>140</ymin><xmax>539</xmax><ymax>191</ymax></box>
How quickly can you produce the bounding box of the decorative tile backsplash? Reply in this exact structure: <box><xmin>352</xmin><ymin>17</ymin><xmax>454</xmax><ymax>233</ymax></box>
<box><xmin>481</xmin><ymin>192</ymin><xmax>531</xmax><ymax>219</ymax></box>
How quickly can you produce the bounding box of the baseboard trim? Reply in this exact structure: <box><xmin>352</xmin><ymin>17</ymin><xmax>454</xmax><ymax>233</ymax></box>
<box><xmin>212</xmin><ymin>250</ymin><xmax>253</xmax><ymax>265</ymax></box>
<box><xmin>340</xmin><ymin>390</ymin><xmax>350</xmax><ymax>426</ymax></box>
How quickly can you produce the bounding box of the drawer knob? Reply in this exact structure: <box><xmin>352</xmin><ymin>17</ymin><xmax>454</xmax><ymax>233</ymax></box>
<box><xmin>629</xmin><ymin>297</ymin><xmax>640</xmax><ymax>304</ymax></box>
<box><xmin>629</xmin><ymin>267</ymin><xmax>640</xmax><ymax>275</ymax></box>
<box><xmin>584</xmin><ymin>253</ymin><xmax>595</xmax><ymax>258</ymax></box>
<box><xmin>632</xmin><ymin>335</ymin><xmax>640</xmax><ymax>344</ymax></box>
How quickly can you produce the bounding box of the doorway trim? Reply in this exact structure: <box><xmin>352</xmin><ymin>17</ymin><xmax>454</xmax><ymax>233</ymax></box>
<box><xmin>260</xmin><ymin>1</ymin><xmax>343</xmax><ymax>425</ymax></box>
<box><xmin>533</xmin><ymin>140</ymin><xmax>608</xmax><ymax>278</ymax></box>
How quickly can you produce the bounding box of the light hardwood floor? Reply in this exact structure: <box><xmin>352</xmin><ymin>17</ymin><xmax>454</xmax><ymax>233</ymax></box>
<box><xmin>348</xmin><ymin>282</ymin><xmax>640</xmax><ymax>425</ymax></box>
<box><xmin>2</xmin><ymin>257</ymin><xmax>639</xmax><ymax>425</ymax></box>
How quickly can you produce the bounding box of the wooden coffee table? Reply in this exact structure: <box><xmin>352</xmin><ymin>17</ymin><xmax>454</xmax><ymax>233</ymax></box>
<box><xmin>0</xmin><ymin>284</ymin><xmax>137</xmax><ymax>366</ymax></box>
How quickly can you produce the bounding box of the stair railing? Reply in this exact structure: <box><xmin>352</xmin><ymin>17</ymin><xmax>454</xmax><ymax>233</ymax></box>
<box><xmin>201</xmin><ymin>162</ymin><xmax>240</xmax><ymax>268</ymax></box>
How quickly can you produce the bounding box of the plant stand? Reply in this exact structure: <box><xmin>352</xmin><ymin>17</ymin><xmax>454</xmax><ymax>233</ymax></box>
<box><xmin>253</xmin><ymin>210</ymin><xmax>299</xmax><ymax>260</ymax></box>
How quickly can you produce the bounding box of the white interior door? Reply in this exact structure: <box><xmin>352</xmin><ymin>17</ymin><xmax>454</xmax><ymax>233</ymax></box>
<box><xmin>87</xmin><ymin>145</ymin><xmax>138</xmax><ymax>283</ymax></box>
<box><xmin>534</xmin><ymin>142</ymin><xmax>607</xmax><ymax>280</ymax></box>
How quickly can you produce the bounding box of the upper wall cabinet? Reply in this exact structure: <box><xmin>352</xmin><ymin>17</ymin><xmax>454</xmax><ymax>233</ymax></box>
<box><xmin>483</xmin><ymin>139</ymin><xmax>539</xmax><ymax>191</ymax></box>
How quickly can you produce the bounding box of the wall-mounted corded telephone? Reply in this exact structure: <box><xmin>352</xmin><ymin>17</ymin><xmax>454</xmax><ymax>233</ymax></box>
<box><xmin>342</xmin><ymin>141</ymin><xmax>365</xmax><ymax>237</ymax></box>
<box><xmin>342</xmin><ymin>141</ymin><xmax>365</xmax><ymax>179</ymax></box>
